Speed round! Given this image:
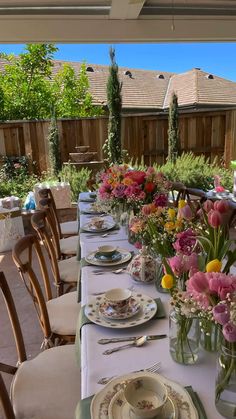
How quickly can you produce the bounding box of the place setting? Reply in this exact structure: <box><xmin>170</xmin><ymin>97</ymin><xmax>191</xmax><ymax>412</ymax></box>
<box><xmin>82</xmin><ymin>286</ymin><xmax>166</xmax><ymax>330</ymax></box>
<box><xmin>81</xmin><ymin>217</ymin><xmax>118</xmax><ymax>234</ymax></box>
<box><xmin>76</xmin><ymin>369</ymin><xmax>202</xmax><ymax>419</ymax></box>
<box><xmin>84</xmin><ymin>245</ymin><xmax>132</xmax><ymax>267</ymax></box>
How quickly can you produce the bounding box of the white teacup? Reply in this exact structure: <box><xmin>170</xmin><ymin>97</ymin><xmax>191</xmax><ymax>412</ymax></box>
<box><xmin>104</xmin><ymin>288</ymin><xmax>131</xmax><ymax>312</ymax></box>
<box><xmin>124</xmin><ymin>376</ymin><xmax>168</xmax><ymax>418</ymax></box>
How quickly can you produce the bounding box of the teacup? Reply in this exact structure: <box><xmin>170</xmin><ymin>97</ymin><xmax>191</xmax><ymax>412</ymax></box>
<box><xmin>89</xmin><ymin>217</ymin><xmax>105</xmax><ymax>230</ymax></box>
<box><xmin>97</xmin><ymin>245</ymin><xmax>117</xmax><ymax>258</ymax></box>
<box><xmin>124</xmin><ymin>376</ymin><xmax>168</xmax><ymax>418</ymax></box>
<box><xmin>104</xmin><ymin>288</ymin><xmax>131</xmax><ymax>312</ymax></box>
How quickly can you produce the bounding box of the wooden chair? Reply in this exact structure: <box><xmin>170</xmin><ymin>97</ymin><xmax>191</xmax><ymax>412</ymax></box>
<box><xmin>0</xmin><ymin>271</ymin><xmax>80</xmax><ymax>419</ymax></box>
<box><xmin>12</xmin><ymin>235</ymin><xmax>80</xmax><ymax>347</ymax></box>
<box><xmin>39</xmin><ymin>197</ymin><xmax>79</xmax><ymax>258</ymax></box>
<box><xmin>38</xmin><ymin>188</ymin><xmax>78</xmax><ymax>237</ymax></box>
<box><xmin>31</xmin><ymin>210</ymin><xmax>80</xmax><ymax>296</ymax></box>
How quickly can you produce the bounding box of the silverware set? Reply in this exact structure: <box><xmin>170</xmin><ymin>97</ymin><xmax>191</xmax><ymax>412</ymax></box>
<box><xmin>101</xmin><ymin>334</ymin><xmax>167</xmax><ymax>355</ymax></box>
<box><xmin>97</xmin><ymin>361</ymin><xmax>161</xmax><ymax>384</ymax></box>
<box><xmin>92</xmin><ymin>267</ymin><xmax>126</xmax><ymax>275</ymax></box>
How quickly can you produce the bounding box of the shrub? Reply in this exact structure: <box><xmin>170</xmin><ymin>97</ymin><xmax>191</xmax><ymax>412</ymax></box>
<box><xmin>155</xmin><ymin>152</ymin><xmax>233</xmax><ymax>192</ymax></box>
<box><xmin>59</xmin><ymin>165</ymin><xmax>92</xmax><ymax>201</ymax></box>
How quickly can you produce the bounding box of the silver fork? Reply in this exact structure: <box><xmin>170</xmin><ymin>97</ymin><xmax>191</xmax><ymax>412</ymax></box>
<box><xmin>97</xmin><ymin>361</ymin><xmax>161</xmax><ymax>385</ymax></box>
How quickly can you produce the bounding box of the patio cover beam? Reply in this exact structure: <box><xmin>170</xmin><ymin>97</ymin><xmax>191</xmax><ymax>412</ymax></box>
<box><xmin>0</xmin><ymin>16</ymin><xmax>236</xmax><ymax>42</ymax></box>
<box><xmin>110</xmin><ymin>0</ymin><xmax>145</xmax><ymax>19</ymax></box>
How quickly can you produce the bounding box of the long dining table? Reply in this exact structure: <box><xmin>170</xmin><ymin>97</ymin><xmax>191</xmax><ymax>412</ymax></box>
<box><xmin>76</xmin><ymin>192</ymin><xmax>222</xmax><ymax>419</ymax></box>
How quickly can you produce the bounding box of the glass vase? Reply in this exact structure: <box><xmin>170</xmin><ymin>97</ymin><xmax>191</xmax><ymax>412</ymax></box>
<box><xmin>155</xmin><ymin>257</ymin><xmax>168</xmax><ymax>293</ymax></box>
<box><xmin>169</xmin><ymin>310</ymin><xmax>200</xmax><ymax>365</ymax></box>
<box><xmin>215</xmin><ymin>343</ymin><xmax>236</xmax><ymax>418</ymax></box>
<box><xmin>200</xmin><ymin>319</ymin><xmax>220</xmax><ymax>352</ymax></box>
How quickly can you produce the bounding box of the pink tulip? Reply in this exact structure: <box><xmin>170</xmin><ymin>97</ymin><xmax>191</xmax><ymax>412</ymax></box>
<box><xmin>208</xmin><ymin>210</ymin><xmax>222</xmax><ymax>228</ymax></box>
<box><xmin>212</xmin><ymin>304</ymin><xmax>230</xmax><ymax>325</ymax></box>
<box><xmin>214</xmin><ymin>199</ymin><xmax>229</xmax><ymax>214</ymax></box>
<box><xmin>178</xmin><ymin>204</ymin><xmax>193</xmax><ymax>220</ymax></box>
<box><xmin>203</xmin><ymin>199</ymin><xmax>214</xmax><ymax>213</ymax></box>
<box><xmin>223</xmin><ymin>322</ymin><xmax>236</xmax><ymax>343</ymax></box>
<box><xmin>187</xmin><ymin>271</ymin><xmax>210</xmax><ymax>294</ymax></box>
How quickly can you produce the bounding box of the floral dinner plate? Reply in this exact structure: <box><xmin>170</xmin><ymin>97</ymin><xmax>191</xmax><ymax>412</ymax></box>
<box><xmin>85</xmin><ymin>292</ymin><xmax>157</xmax><ymax>328</ymax></box>
<box><xmin>90</xmin><ymin>371</ymin><xmax>198</xmax><ymax>419</ymax></box>
<box><xmin>99</xmin><ymin>296</ymin><xmax>141</xmax><ymax>320</ymax></box>
<box><xmin>108</xmin><ymin>389</ymin><xmax>178</xmax><ymax>419</ymax></box>
<box><xmin>85</xmin><ymin>248</ymin><xmax>131</xmax><ymax>267</ymax></box>
<box><xmin>82</xmin><ymin>220</ymin><xmax>116</xmax><ymax>233</ymax></box>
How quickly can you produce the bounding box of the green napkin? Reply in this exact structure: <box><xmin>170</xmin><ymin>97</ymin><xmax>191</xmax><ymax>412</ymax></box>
<box><xmin>75</xmin><ymin>386</ymin><xmax>207</xmax><ymax>419</ymax></box>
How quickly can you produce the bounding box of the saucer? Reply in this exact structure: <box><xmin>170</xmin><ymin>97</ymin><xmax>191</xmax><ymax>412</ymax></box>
<box><xmin>108</xmin><ymin>389</ymin><xmax>178</xmax><ymax>419</ymax></box>
<box><xmin>95</xmin><ymin>251</ymin><xmax>122</xmax><ymax>263</ymax></box>
<box><xmin>99</xmin><ymin>297</ymin><xmax>141</xmax><ymax>320</ymax></box>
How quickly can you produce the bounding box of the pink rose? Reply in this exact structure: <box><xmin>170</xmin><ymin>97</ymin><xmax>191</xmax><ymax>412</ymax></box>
<box><xmin>208</xmin><ymin>273</ymin><xmax>236</xmax><ymax>300</ymax></box>
<box><xmin>208</xmin><ymin>210</ymin><xmax>222</xmax><ymax>228</ymax></box>
<box><xmin>212</xmin><ymin>303</ymin><xmax>230</xmax><ymax>325</ymax></box>
<box><xmin>203</xmin><ymin>200</ymin><xmax>214</xmax><ymax>213</ymax></box>
<box><xmin>223</xmin><ymin>322</ymin><xmax>236</xmax><ymax>343</ymax></box>
<box><xmin>214</xmin><ymin>200</ymin><xmax>229</xmax><ymax>214</ymax></box>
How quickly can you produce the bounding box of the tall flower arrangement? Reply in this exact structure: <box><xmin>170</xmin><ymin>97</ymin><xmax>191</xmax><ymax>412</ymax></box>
<box><xmin>98</xmin><ymin>164</ymin><xmax>172</xmax><ymax>213</ymax></box>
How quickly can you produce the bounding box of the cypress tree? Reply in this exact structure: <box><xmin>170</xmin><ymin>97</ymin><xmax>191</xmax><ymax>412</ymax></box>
<box><xmin>103</xmin><ymin>47</ymin><xmax>122</xmax><ymax>164</ymax></box>
<box><xmin>48</xmin><ymin>110</ymin><xmax>61</xmax><ymax>176</ymax></box>
<box><xmin>168</xmin><ymin>92</ymin><xmax>180</xmax><ymax>163</ymax></box>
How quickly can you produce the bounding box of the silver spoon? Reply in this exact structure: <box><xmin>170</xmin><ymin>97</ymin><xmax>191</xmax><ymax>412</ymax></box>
<box><xmin>103</xmin><ymin>335</ymin><xmax>148</xmax><ymax>355</ymax></box>
<box><xmin>93</xmin><ymin>268</ymin><xmax>126</xmax><ymax>275</ymax></box>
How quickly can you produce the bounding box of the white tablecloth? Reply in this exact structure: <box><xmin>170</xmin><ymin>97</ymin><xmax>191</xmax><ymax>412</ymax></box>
<box><xmin>78</xmin><ymin>193</ymin><xmax>222</xmax><ymax>419</ymax></box>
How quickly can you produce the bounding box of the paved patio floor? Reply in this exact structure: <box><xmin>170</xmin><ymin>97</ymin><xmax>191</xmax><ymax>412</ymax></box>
<box><xmin>0</xmin><ymin>247</ymin><xmax>57</xmax><ymax>418</ymax></box>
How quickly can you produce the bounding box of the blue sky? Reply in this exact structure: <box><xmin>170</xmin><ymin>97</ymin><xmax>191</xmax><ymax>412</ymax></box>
<box><xmin>1</xmin><ymin>43</ymin><xmax>236</xmax><ymax>81</ymax></box>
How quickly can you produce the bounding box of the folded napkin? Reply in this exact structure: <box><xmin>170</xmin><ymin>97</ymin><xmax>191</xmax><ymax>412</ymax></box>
<box><xmin>75</xmin><ymin>386</ymin><xmax>207</xmax><ymax>419</ymax></box>
<box><xmin>79</xmin><ymin>198</ymin><xmax>96</xmax><ymax>203</ymax></box>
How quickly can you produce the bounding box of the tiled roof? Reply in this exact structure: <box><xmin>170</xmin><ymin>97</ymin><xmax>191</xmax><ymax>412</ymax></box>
<box><xmin>1</xmin><ymin>58</ymin><xmax>236</xmax><ymax>110</ymax></box>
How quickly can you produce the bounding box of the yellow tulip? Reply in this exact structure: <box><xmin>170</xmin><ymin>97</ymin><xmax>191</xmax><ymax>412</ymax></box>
<box><xmin>161</xmin><ymin>274</ymin><xmax>174</xmax><ymax>289</ymax></box>
<box><xmin>168</xmin><ymin>208</ymin><xmax>176</xmax><ymax>220</ymax></box>
<box><xmin>206</xmin><ymin>259</ymin><xmax>222</xmax><ymax>273</ymax></box>
<box><xmin>178</xmin><ymin>199</ymin><xmax>187</xmax><ymax>209</ymax></box>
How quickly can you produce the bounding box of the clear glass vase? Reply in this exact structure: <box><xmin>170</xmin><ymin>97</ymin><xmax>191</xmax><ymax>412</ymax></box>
<box><xmin>215</xmin><ymin>343</ymin><xmax>236</xmax><ymax>418</ymax></box>
<box><xmin>200</xmin><ymin>319</ymin><xmax>220</xmax><ymax>352</ymax></box>
<box><xmin>169</xmin><ymin>310</ymin><xmax>200</xmax><ymax>365</ymax></box>
<box><xmin>155</xmin><ymin>257</ymin><xmax>168</xmax><ymax>293</ymax></box>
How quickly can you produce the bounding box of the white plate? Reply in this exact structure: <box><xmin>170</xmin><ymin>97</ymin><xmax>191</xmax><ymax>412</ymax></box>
<box><xmin>82</xmin><ymin>220</ymin><xmax>116</xmax><ymax>233</ymax></box>
<box><xmin>85</xmin><ymin>292</ymin><xmax>157</xmax><ymax>329</ymax></box>
<box><xmin>99</xmin><ymin>296</ymin><xmax>141</xmax><ymax>320</ymax></box>
<box><xmin>85</xmin><ymin>248</ymin><xmax>131</xmax><ymax>267</ymax></box>
<box><xmin>108</xmin><ymin>389</ymin><xmax>178</xmax><ymax>419</ymax></box>
<box><xmin>90</xmin><ymin>371</ymin><xmax>198</xmax><ymax>419</ymax></box>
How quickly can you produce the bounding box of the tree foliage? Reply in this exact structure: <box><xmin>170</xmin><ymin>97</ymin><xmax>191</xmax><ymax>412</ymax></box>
<box><xmin>167</xmin><ymin>92</ymin><xmax>180</xmax><ymax>163</ymax></box>
<box><xmin>48</xmin><ymin>113</ymin><xmax>61</xmax><ymax>176</ymax></box>
<box><xmin>0</xmin><ymin>44</ymin><xmax>103</xmax><ymax>121</ymax></box>
<box><xmin>103</xmin><ymin>47</ymin><xmax>122</xmax><ymax>164</ymax></box>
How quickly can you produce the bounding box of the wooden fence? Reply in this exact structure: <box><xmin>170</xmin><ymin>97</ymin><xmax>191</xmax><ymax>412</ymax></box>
<box><xmin>1</xmin><ymin>109</ymin><xmax>236</xmax><ymax>173</ymax></box>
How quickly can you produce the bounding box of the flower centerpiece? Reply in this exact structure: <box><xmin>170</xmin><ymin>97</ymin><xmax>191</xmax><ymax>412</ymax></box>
<box><xmin>98</xmin><ymin>164</ymin><xmax>172</xmax><ymax>217</ymax></box>
<box><xmin>186</xmin><ymin>271</ymin><xmax>236</xmax><ymax>417</ymax></box>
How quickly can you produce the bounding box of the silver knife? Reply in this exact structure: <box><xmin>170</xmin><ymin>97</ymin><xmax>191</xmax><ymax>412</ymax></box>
<box><xmin>98</xmin><ymin>334</ymin><xmax>167</xmax><ymax>344</ymax></box>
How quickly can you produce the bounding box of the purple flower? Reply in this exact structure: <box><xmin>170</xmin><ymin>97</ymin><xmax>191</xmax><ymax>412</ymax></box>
<box><xmin>223</xmin><ymin>322</ymin><xmax>236</xmax><ymax>343</ymax></box>
<box><xmin>112</xmin><ymin>184</ymin><xmax>126</xmax><ymax>198</ymax></box>
<box><xmin>173</xmin><ymin>229</ymin><xmax>197</xmax><ymax>255</ymax></box>
<box><xmin>213</xmin><ymin>304</ymin><xmax>230</xmax><ymax>325</ymax></box>
<box><xmin>154</xmin><ymin>193</ymin><xmax>168</xmax><ymax>208</ymax></box>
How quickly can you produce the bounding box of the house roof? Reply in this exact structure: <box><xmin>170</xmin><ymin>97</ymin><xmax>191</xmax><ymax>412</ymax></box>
<box><xmin>1</xmin><ymin>57</ymin><xmax>236</xmax><ymax>111</ymax></box>
<box><xmin>53</xmin><ymin>61</ymin><xmax>236</xmax><ymax>110</ymax></box>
